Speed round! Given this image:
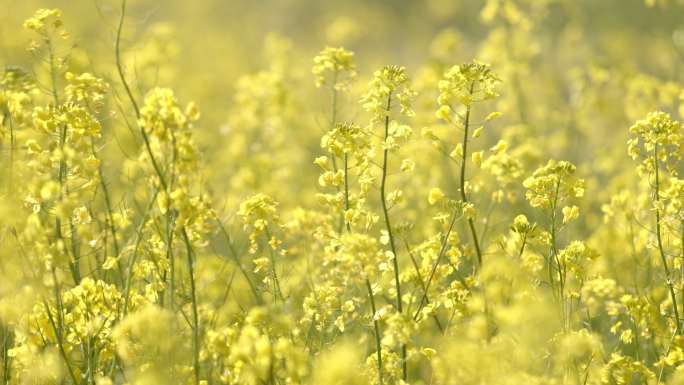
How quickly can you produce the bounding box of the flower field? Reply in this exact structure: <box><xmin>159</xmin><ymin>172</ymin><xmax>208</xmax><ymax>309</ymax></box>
<box><xmin>3</xmin><ymin>0</ymin><xmax>684</xmax><ymax>384</ymax></box>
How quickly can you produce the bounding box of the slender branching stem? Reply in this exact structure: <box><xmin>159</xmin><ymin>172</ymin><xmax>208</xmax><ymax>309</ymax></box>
<box><xmin>264</xmin><ymin>227</ymin><xmax>284</xmax><ymax>302</ymax></box>
<box><xmin>457</xmin><ymin>82</ymin><xmax>493</xmax><ymax>339</ymax></box>
<box><xmin>459</xmin><ymin>82</ymin><xmax>483</xmax><ymax>268</ymax></box>
<box><xmin>330</xmin><ymin>72</ymin><xmax>339</xmax><ymax>172</ymax></box>
<box><xmin>549</xmin><ymin>176</ymin><xmax>569</xmax><ymax>328</ymax></box>
<box><xmin>122</xmin><ymin>190</ymin><xmax>159</xmax><ymax>315</ymax></box>
<box><xmin>46</xmin><ymin>268</ymin><xmax>79</xmax><ymax>385</ymax></box>
<box><xmin>6</xmin><ymin>111</ymin><xmax>15</xmax><ymax>195</ymax></box>
<box><xmin>116</xmin><ymin>4</ymin><xmax>202</xmax><ymax>381</ymax></box>
<box><xmin>46</xmin><ymin>32</ymin><xmax>80</xmax><ymax>284</ymax></box>
<box><xmin>182</xmin><ymin>228</ymin><xmax>201</xmax><ymax>385</ymax></box>
<box><xmin>380</xmin><ymin>95</ymin><xmax>402</xmax><ymax>315</ymax></box>
<box><xmin>404</xmin><ymin>239</ymin><xmax>444</xmax><ymax>332</ymax></box>
<box><xmin>215</xmin><ymin>216</ymin><xmax>261</xmax><ymax>303</ymax></box>
<box><xmin>328</xmin><ymin>71</ymin><xmax>347</xmax><ymax>232</ymax></box>
<box><xmin>46</xmin><ymin>37</ymin><xmax>60</xmax><ymax>106</ymax></box>
<box><xmin>653</xmin><ymin>143</ymin><xmax>681</xmax><ymax>333</ymax></box>
<box><xmin>365</xmin><ymin>278</ymin><xmax>383</xmax><ymax>385</ymax></box>
<box><xmin>344</xmin><ymin>153</ymin><xmax>351</xmax><ymax>232</ymax></box>
<box><xmin>341</xmin><ymin>139</ymin><xmax>382</xmax><ymax>385</ymax></box>
<box><xmin>166</xmin><ymin>215</ymin><xmax>176</xmax><ymax>309</ymax></box>
<box><xmin>378</xmin><ymin>93</ymin><xmax>407</xmax><ymax>381</ymax></box>
<box><xmin>116</xmin><ymin>0</ymin><xmax>167</xmax><ymax>192</ymax></box>
<box><xmin>518</xmin><ymin>232</ymin><xmax>528</xmax><ymax>258</ymax></box>
<box><xmin>115</xmin><ymin>0</ymin><xmax>138</xmax><ymax>118</ymax></box>
<box><xmin>681</xmin><ymin>222</ymin><xmax>684</xmax><ymax>313</ymax></box>
<box><xmin>413</xmin><ymin>211</ymin><xmax>459</xmax><ymax>320</ymax></box>
<box><xmin>93</xmin><ymin>140</ymin><xmax>124</xmax><ymax>285</ymax></box>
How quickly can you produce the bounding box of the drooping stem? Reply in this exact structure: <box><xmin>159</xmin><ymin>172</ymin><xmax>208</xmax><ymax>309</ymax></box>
<box><xmin>115</xmin><ymin>0</ymin><xmax>138</xmax><ymax>118</ymax></box>
<box><xmin>116</xmin><ymin>0</ymin><xmax>167</xmax><ymax>192</ymax></box>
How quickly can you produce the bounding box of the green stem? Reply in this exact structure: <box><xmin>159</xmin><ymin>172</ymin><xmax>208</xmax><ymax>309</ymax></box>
<box><xmin>46</xmin><ymin>37</ymin><xmax>60</xmax><ymax>105</ymax></box>
<box><xmin>215</xmin><ymin>216</ymin><xmax>261</xmax><ymax>303</ymax></box>
<box><xmin>46</xmin><ymin>32</ymin><xmax>80</xmax><ymax>285</ymax></box>
<box><xmin>7</xmin><ymin>111</ymin><xmax>15</xmax><ymax>195</ymax></box>
<box><xmin>518</xmin><ymin>232</ymin><xmax>528</xmax><ymax>258</ymax></box>
<box><xmin>404</xmin><ymin>240</ymin><xmax>444</xmax><ymax>332</ymax></box>
<box><xmin>549</xmin><ymin>176</ymin><xmax>566</xmax><ymax>327</ymax></box>
<box><xmin>654</xmin><ymin>143</ymin><xmax>681</xmax><ymax>333</ymax></box>
<box><xmin>166</xmin><ymin>215</ymin><xmax>176</xmax><ymax>309</ymax></box>
<box><xmin>93</xmin><ymin>140</ymin><xmax>124</xmax><ymax>285</ymax></box>
<box><xmin>458</xmin><ymin>82</ymin><xmax>483</xmax><ymax>268</ymax></box>
<box><xmin>329</xmin><ymin>72</ymin><xmax>346</xmax><ymax>232</ymax></box>
<box><xmin>378</xmin><ymin>93</ymin><xmax>407</xmax><ymax>382</ymax></box>
<box><xmin>341</xmin><ymin>150</ymin><xmax>383</xmax><ymax>383</ymax></box>
<box><xmin>330</xmin><ymin>72</ymin><xmax>339</xmax><ymax>172</ymax></box>
<box><xmin>116</xmin><ymin>0</ymin><xmax>167</xmax><ymax>192</ymax></box>
<box><xmin>264</xmin><ymin>227</ymin><xmax>284</xmax><ymax>302</ymax></box>
<box><xmin>457</xmin><ymin>82</ymin><xmax>492</xmax><ymax>339</ymax></box>
<box><xmin>46</xmin><ymin>268</ymin><xmax>79</xmax><ymax>385</ymax></box>
<box><xmin>365</xmin><ymin>279</ymin><xmax>383</xmax><ymax>385</ymax></box>
<box><xmin>681</xmin><ymin>221</ymin><xmax>684</xmax><ymax>314</ymax></box>
<box><xmin>182</xmin><ymin>228</ymin><xmax>201</xmax><ymax>385</ymax></box>
<box><xmin>344</xmin><ymin>153</ymin><xmax>351</xmax><ymax>232</ymax></box>
<box><xmin>1</xmin><ymin>324</ymin><xmax>11</xmax><ymax>385</ymax></box>
<box><xmin>122</xmin><ymin>190</ymin><xmax>159</xmax><ymax>315</ymax></box>
<box><xmin>413</xmin><ymin>212</ymin><xmax>458</xmax><ymax>320</ymax></box>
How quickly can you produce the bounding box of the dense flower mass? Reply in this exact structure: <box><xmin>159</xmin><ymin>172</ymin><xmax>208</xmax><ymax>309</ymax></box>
<box><xmin>3</xmin><ymin>1</ymin><xmax>684</xmax><ymax>385</ymax></box>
